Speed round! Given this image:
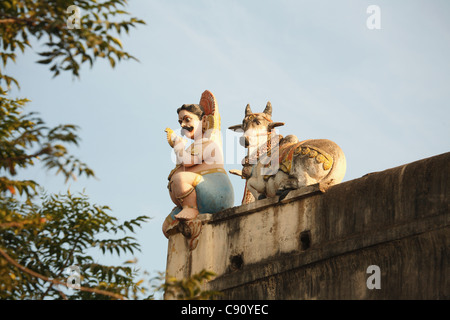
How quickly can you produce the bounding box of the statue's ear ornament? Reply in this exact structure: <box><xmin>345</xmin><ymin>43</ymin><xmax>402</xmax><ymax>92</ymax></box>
<box><xmin>199</xmin><ymin>90</ymin><xmax>221</xmax><ymax>141</ymax></box>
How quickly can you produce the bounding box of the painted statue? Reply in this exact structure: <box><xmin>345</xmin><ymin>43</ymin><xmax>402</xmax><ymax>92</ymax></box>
<box><xmin>162</xmin><ymin>90</ymin><xmax>234</xmax><ymax>247</ymax></box>
<box><xmin>229</xmin><ymin>102</ymin><xmax>346</xmax><ymax>203</ymax></box>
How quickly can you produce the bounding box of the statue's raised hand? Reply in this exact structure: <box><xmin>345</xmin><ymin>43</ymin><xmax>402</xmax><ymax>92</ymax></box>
<box><xmin>165</xmin><ymin>127</ymin><xmax>185</xmax><ymax>148</ymax></box>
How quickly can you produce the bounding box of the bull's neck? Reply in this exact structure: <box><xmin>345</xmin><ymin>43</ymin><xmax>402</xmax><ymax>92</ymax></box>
<box><xmin>247</xmin><ymin>131</ymin><xmax>279</xmax><ymax>160</ymax></box>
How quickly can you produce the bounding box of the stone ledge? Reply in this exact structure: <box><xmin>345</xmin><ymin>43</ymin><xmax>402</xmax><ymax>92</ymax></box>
<box><xmin>194</xmin><ymin>183</ymin><xmax>324</xmax><ymax>225</ymax></box>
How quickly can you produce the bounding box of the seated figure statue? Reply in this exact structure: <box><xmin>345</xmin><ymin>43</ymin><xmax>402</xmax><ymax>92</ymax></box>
<box><xmin>162</xmin><ymin>90</ymin><xmax>234</xmax><ymax>239</ymax></box>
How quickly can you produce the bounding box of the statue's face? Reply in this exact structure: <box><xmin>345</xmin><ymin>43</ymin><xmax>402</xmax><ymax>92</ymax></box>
<box><xmin>178</xmin><ymin>109</ymin><xmax>202</xmax><ymax>140</ymax></box>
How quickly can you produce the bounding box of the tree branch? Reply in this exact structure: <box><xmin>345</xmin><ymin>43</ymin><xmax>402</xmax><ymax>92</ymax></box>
<box><xmin>0</xmin><ymin>247</ymin><xmax>127</xmax><ymax>300</ymax></box>
<box><xmin>39</xmin><ymin>233</ymin><xmax>83</xmax><ymax>300</ymax></box>
<box><xmin>0</xmin><ymin>16</ymin><xmax>37</xmax><ymax>26</ymax></box>
<box><xmin>0</xmin><ymin>146</ymin><xmax>52</xmax><ymax>175</ymax></box>
<box><xmin>0</xmin><ymin>18</ymin><xmax>18</xmax><ymax>24</ymax></box>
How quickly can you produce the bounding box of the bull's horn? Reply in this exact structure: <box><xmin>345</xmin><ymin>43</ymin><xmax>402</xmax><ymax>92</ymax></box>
<box><xmin>268</xmin><ymin>122</ymin><xmax>285</xmax><ymax>130</ymax></box>
<box><xmin>228</xmin><ymin>124</ymin><xmax>243</xmax><ymax>132</ymax></box>
<box><xmin>263</xmin><ymin>101</ymin><xmax>272</xmax><ymax>116</ymax></box>
<box><xmin>245</xmin><ymin>104</ymin><xmax>252</xmax><ymax>116</ymax></box>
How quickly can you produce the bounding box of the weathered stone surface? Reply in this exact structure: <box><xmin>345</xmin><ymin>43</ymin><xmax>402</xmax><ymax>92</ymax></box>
<box><xmin>165</xmin><ymin>152</ymin><xmax>449</xmax><ymax>299</ymax></box>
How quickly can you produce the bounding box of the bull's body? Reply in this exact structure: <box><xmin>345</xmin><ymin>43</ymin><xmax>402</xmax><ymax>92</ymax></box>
<box><xmin>229</xmin><ymin>102</ymin><xmax>346</xmax><ymax>203</ymax></box>
<box><xmin>245</xmin><ymin>136</ymin><xmax>346</xmax><ymax>200</ymax></box>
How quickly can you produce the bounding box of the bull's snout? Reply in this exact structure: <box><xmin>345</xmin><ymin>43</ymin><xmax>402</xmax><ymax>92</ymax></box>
<box><xmin>239</xmin><ymin>136</ymin><xmax>249</xmax><ymax>147</ymax></box>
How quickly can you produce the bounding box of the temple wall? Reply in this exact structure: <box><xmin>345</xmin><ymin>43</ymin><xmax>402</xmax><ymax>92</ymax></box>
<box><xmin>165</xmin><ymin>152</ymin><xmax>449</xmax><ymax>299</ymax></box>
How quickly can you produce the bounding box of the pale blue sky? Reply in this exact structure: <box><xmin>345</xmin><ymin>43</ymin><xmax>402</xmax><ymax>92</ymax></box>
<box><xmin>6</xmin><ymin>0</ymin><xmax>450</xmax><ymax>289</ymax></box>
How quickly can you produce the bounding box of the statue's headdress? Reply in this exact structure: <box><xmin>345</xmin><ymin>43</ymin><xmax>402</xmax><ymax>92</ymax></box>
<box><xmin>199</xmin><ymin>90</ymin><xmax>221</xmax><ymax>143</ymax></box>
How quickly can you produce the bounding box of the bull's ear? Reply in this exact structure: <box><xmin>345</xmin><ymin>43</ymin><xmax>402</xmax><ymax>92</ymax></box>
<box><xmin>229</xmin><ymin>169</ymin><xmax>243</xmax><ymax>177</ymax></box>
<box><xmin>228</xmin><ymin>124</ymin><xmax>243</xmax><ymax>132</ymax></box>
<box><xmin>268</xmin><ymin>122</ymin><xmax>284</xmax><ymax>129</ymax></box>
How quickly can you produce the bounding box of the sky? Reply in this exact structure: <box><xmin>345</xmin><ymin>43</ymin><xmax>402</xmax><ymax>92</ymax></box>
<box><xmin>5</xmin><ymin>0</ymin><xmax>450</xmax><ymax>293</ymax></box>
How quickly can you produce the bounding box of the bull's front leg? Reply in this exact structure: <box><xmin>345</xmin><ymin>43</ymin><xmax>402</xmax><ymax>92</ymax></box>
<box><xmin>272</xmin><ymin>171</ymin><xmax>298</xmax><ymax>192</ymax></box>
<box><xmin>246</xmin><ymin>176</ymin><xmax>265</xmax><ymax>201</ymax></box>
<box><xmin>272</xmin><ymin>171</ymin><xmax>307</xmax><ymax>201</ymax></box>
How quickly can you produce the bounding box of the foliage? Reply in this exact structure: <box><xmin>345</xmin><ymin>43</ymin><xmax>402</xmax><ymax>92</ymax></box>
<box><xmin>0</xmin><ymin>0</ymin><xmax>151</xmax><ymax>300</ymax></box>
<box><xmin>160</xmin><ymin>269</ymin><xmax>222</xmax><ymax>300</ymax></box>
<box><xmin>0</xmin><ymin>0</ymin><xmax>145</xmax><ymax>83</ymax></box>
<box><xmin>0</xmin><ymin>191</ymin><xmax>150</xmax><ymax>299</ymax></box>
<box><xmin>0</xmin><ymin>95</ymin><xmax>95</xmax><ymax>198</ymax></box>
<box><xmin>0</xmin><ymin>0</ymin><xmax>220</xmax><ymax>301</ymax></box>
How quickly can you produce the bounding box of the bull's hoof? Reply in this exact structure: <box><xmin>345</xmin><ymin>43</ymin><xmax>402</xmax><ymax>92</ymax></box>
<box><xmin>258</xmin><ymin>194</ymin><xmax>267</xmax><ymax>200</ymax></box>
<box><xmin>277</xmin><ymin>188</ymin><xmax>293</xmax><ymax>202</ymax></box>
<box><xmin>319</xmin><ymin>179</ymin><xmax>335</xmax><ymax>193</ymax></box>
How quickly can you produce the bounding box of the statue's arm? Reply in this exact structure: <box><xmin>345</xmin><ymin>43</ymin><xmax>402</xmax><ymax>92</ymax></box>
<box><xmin>202</xmin><ymin>140</ymin><xmax>224</xmax><ymax>165</ymax></box>
<box><xmin>165</xmin><ymin>128</ymin><xmax>200</xmax><ymax>167</ymax></box>
<box><xmin>174</xmin><ymin>143</ymin><xmax>201</xmax><ymax>167</ymax></box>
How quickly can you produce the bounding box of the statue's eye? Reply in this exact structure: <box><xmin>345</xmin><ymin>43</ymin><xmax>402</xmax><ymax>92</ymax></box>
<box><xmin>185</xmin><ymin>117</ymin><xmax>192</xmax><ymax>122</ymax></box>
<box><xmin>178</xmin><ymin>120</ymin><xmax>182</xmax><ymax>125</ymax></box>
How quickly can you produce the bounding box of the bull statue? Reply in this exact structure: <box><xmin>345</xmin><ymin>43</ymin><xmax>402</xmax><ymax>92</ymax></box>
<box><xmin>228</xmin><ymin>102</ymin><xmax>346</xmax><ymax>204</ymax></box>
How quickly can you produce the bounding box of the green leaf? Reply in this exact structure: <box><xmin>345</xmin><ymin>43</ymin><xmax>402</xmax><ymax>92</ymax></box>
<box><xmin>108</xmin><ymin>56</ymin><xmax>115</xmax><ymax>68</ymax></box>
<box><xmin>36</xmin><ymin>58</ymin><xmax>53</xmax><ymax>65</ymax></box>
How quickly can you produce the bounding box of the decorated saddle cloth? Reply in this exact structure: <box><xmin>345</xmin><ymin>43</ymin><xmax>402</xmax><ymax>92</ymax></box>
<box><xmin>277</xmin><ymin>142</ymin><xmax>333</xmax><ymax>172</ymax></box>
<box><xmin>249</xmin><ymin>139</ymin><xmax>334</xmax><ymax>179</ymax></box>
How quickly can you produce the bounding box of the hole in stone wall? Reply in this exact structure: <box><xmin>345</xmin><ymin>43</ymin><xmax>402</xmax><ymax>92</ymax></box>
<box><xmin>300</xmin><ymin>230</ymin><xmax>311</xmax><ymax>250</ymax></box>
<box><xmin>230</xmin><ymin>254</ymin><xmax>244</xmax><ymax>271</ymax></box>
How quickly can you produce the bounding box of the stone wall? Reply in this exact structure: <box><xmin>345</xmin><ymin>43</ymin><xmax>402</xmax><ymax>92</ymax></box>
<box><xmin>165</xmin><ymin>152</ymin><xmax>449</xmax><ymax>299</ymax></box>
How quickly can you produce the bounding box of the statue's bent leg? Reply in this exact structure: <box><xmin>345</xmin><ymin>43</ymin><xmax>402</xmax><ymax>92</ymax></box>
<box><xmin>163</xmin><ymin>169</ymin><xmax>234</xmax><ymax>237</ymax></box>
<box><xmin>170</xmin><ymin>172</ymin><xmax>201</xmax><ymax>221</ymax></box>
<box><xmin>174</xmin><ymin>190</ymin><xmax>199</xmax><ymax>220</ymax></box>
